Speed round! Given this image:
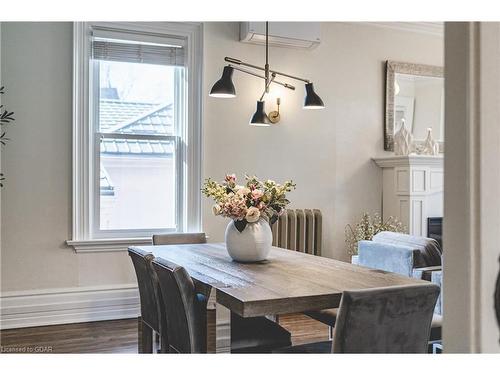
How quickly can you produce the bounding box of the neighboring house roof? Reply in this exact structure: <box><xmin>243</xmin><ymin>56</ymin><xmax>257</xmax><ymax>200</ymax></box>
<box><xmin>101</xmin><ymin>138</ymin><xmax>174</xmax><ymax>155</ymax></box>
<box><xmin>99</xmin><ymin>99</ymin><xmax>174</xmax><ymax>196</ymax></box>
<box><xmin>100</xmin><ymin>100</ymin><xmax>174</xmax><ymax>156</ymax></box>
<box><xmin>108</xmin><ymin>103</ymin><xmax>174</xmax><ymax>135</ymax></box>
<box><xmin>99</xmin><ymin>100</ymin><xmax>158</xmax><ymax>132</ymax></box>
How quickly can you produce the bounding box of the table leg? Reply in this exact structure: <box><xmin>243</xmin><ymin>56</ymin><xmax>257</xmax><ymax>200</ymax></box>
<box><xmin>206</xmin><ymin>288</ymin><xmax>231</xmax><ymax>353</ymax></box>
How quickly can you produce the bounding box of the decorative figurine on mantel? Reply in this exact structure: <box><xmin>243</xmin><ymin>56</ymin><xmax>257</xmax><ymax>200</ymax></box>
<box><xmin>394</xmin><ymin>119</ymin><xmax>413</xmax><ymax>156</ymax></box>
<box><xmin>422</xmin><ymin>127</ymin><xmax>439</xmax><ymax>156</ymax></box>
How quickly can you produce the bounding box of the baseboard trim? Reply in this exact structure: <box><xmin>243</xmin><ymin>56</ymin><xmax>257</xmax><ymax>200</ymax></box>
<box><xmin>0</xmin><ymin>284</ymin><xmax>140</xmax><ymax>330</ymax></box>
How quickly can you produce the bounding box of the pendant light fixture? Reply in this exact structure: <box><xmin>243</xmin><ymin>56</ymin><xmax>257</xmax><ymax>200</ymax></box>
<box><xmin>209</xmin><ymin>66</ymin><xmax>236</xmax><ymax>98</ymax></box>
<box><xmin>209</xmin><ymin>22</ymin><xmax>325</xmax><ymax>126</ymax></box>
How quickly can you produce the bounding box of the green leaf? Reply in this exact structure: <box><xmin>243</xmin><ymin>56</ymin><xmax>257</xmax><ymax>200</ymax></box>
<box><xmin>234</xmin><ymin>219</ymin><xmax>247</xmax><ymax>233</ymax></box>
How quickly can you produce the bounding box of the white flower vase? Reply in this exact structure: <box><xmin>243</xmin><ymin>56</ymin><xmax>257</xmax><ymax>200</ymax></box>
<box><xmin>225</xmin><ymin>218</ymin><xmax>272</xmax><ymax>262</ymax></box>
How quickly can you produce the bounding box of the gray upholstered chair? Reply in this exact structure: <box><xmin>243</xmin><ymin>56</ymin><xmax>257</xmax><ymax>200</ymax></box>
<box><xmin>128</xmin><ymin>248</ymin><xmax>166</xmax><ymax>353</ymax></box>
<box><xmin>357</xmin><ymin>231</ymin><xmax>442</xmax><ymax>281</ymax></box>
<box><xmin>152</xmin><ymin>257</ymin><xmax>292</xmax><ymax>353</ymax></box>
<box><xmin>358</xmin><ymin>231</ymin><xmax>443</xmax><ymax>345</ymax></box>
<box><xmin>276</xmin><ymin>284</ymin><xmax>440</xmax><ymax>353</ymax></box>
<box><xmin>152</xmin><ymin>232</ymin><xmax>207</xmax><ymax>246</ymax></box>
<box><xmin>306</xmin><ymin>231</ymin><xmax>443</xmax><ymax>348</ymax></box>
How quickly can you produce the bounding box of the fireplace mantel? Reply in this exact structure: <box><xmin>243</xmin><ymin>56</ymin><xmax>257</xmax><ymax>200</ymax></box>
<box><xmin>373</xmin><ymin>155</ymin><xmax>443</xmax><ymax>237</ymax></box>
<box><xmin>373</xmin><ymin>155</ymin><xmax>443</xmax><ymax>168</ymax></box>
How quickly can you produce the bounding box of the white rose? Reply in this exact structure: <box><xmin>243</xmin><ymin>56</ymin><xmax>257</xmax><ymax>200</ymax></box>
<box><xmin>245</xmin><ymin>207</ymin><xmax>261</xmax><ymax>223</ymax></box>
<box><xmin>237</xmin><ymin>187</ymin><xmax>251</xmax><ymax>196</ymax></box>
<box><xmin>212</xmin><ymin>204</ymin><xmax>221</xmax><ymax>216</ymax></box>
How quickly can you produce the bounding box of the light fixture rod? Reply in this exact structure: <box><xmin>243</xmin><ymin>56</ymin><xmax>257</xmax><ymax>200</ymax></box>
<box><xmin>265</xmin><ymin>21</ymin><xmax>270</xmax><ymax>93</ymax></box>
<box><xmin>224</xmin><ymin>56</ymin><xmax>310</xmax><ymax>84</ymax></box>
<box><xmin>260</xmin><ymin>74</ymin><xmax>275</xmax><ymax>101</ymax></box>
<box><xmin>229</xmin><ymin>65</ymin><xmax>295</xmax><ymax>90</ymax></box>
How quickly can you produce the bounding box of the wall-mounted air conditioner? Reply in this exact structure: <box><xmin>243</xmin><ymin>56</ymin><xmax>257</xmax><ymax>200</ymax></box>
<box><xmin>240</xmin><ymin>22</ymin><xmax>321</xmax><ymax>49</ymax></box>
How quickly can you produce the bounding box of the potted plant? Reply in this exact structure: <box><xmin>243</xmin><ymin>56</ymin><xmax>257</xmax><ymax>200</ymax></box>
<box><xmin>203</xmin><ymin>174</ymin><xmax>295</xmax><ymax>262</ymax></box>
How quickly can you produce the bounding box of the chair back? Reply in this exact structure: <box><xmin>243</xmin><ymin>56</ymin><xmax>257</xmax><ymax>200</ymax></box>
<box><xmin>152</xmin><ymin>257</ymin><xmax>206</xmax><ymax>353</ymax></box>
<box><xmin>373</xmin><ymin>231</ymin><xmax>442</xmax><ymax>266</ymax></box>
<box><xmin>152</xmin><ymin>233</ymin><xmax>206</xmax><ymax>245</ymax></box>
<box><xmin>332</xmin><ymin>284</ymin><xmax>439</xmax><ymax>353</ymax></box>
<box><xmin>128</xmin><ymin>247</ymin><xmax>164</xmax><ymax>333</ymax></box>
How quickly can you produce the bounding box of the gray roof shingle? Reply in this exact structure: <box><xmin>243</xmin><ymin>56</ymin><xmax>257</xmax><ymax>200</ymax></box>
<box><xmin>99</xmin><ymin>100</ymin><xmax>159</xmax><ymax>132</ymax></box>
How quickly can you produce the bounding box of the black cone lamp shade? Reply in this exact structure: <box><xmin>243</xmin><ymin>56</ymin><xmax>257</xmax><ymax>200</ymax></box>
<box><xmin>303</xmin><ymin>82</ymin><xmax>325</xmax><ymax>109</ymax></box>
<box><xmin>210</xmin><ymin>66</ymin><xmax>236</xmax><ymax>98</ymax></box>
<box><xmin>249</xmin><ymin>101</ymin><xmax>271</xmax><ymax>126</ymax></box>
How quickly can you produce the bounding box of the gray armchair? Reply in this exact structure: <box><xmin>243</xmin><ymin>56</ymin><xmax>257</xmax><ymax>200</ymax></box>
<box><xmin>358</xmin><ymin>231</ymin><xmax>443</xmax><ymax>315</ymax></box>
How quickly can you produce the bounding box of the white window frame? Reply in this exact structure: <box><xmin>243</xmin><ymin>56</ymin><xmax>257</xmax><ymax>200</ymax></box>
<box><xmin>68</xmin><ymin>22</ymin><xmax>203</xmax><ymax>252</ymax></box>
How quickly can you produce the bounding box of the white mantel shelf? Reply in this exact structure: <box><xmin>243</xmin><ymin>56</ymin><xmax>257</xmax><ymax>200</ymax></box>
<box><xmin>373</xmin><ymin>154</ymin><xmax>444</xmax><ymax>237</ymax></box>
<box><xmin>372</xmin><ymin>155</ymin><xmax>444</xmax><ymax>168</ymax></box>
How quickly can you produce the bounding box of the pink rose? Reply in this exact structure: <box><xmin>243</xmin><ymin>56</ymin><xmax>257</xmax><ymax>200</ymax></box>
<box><xmin>251</xmin><ymin>189</ymin><xmax>263</xmax><ymax>200</ymax></box>
<box><xmin>225</xmin><ymin>174</ymin><xmax>236</xmax><ymax>183</ymax></box>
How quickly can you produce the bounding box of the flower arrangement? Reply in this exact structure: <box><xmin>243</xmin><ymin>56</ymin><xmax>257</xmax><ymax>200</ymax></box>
<box><xmin>345</xmin><ymin>212</ymin><xmax>406</xmax><ymax>256</ymax></box>
<box><xmin>202</xmin><ymin>174</ymin><xmax>296</xmax><ymax>232</ymax></box>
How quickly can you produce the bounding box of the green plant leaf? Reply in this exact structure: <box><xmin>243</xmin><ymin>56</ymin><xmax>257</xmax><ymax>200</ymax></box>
<box><xmin>234</xmin><ymin>219</ymin><xmax>248</xmax><ymax>233</ymax></box>
<box><xmin>269</xmin><ymin>214</ymin><xmax>278</xmax><ymax>225</ymax></box>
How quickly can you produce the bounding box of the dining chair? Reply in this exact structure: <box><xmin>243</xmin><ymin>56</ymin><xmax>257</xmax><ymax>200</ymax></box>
<box><xmin>128</xmin><ymin>247</ymin><xmax>166</xmax><ymax>353</ymax></box>
<box><xmin>276</xmin><ymin>283</ymin><xmax>440</xmax><ymax>353</ymax></box>
<box><xmin>152</xmin><ymin>232</ymin><xmax>207</xmax><ymax>245</ymax></box>
<box><xmin>152</xmin><ymin>257</ymin><xmax>292</xmax><ymax>353</ymax></box>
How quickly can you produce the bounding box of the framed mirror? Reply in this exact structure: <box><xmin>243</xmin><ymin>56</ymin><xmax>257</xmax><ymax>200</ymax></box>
<box><xmin>385</xmin><ymin>60</ymin><xmax>444</xmax><ymax>152</ymax></box>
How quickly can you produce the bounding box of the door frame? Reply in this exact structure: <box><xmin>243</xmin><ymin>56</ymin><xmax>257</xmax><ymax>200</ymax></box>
<box><xmin>444</xmin><ymin>22</ymin><xmax>500</xmax><ymax>352</ymax></box>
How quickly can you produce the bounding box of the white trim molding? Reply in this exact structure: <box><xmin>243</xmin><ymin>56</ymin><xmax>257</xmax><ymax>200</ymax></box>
<box><xmin>66</xmin><ymin>238</ymin><xmax>152</xmax><ymax>253</ymax></box>
<box><xmin>373</xmin><ymin>155</ymin><xmax>444</xmax><ymax>168</ymax></box>
<box><xmin>0</xmin><ymin>284</ymin><xmax>140</xmax><ymax>330</ymax></box>
<box><xmin>359</xmin><ymin>22</ymin><xmax>444</xmax><ymax>37</ymax></box>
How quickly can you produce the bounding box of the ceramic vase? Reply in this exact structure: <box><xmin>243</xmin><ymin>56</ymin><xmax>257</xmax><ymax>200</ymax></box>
<box><xmin>225</xmin><ymin>218</ymin><xmax>272</xmax><ymax>262</ymax></box>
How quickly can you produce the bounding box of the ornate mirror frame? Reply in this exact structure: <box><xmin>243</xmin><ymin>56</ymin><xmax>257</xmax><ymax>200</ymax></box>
<box><xmin>384</xmin><ymin>60</ymin><xmax>444</xmax><ymax>151</ymax></box>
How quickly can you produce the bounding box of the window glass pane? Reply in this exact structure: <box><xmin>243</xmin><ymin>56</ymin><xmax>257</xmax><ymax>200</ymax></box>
<box><xmin>100</xmin><ymin>137</ymin><xmax>176</xmax><ymax>230</ymax></box>
<box><xmin>98</xmin><ymin>60</ymin><xmax>178</xmax><ymax>135</ymax></box>
<box><xmin>96</xmin><ymin>57</ymin><xmax>182</xmax><ymax>232</ymax></box>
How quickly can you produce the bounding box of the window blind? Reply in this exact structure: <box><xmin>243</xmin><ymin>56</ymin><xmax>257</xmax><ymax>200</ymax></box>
<box><xmin>92</xmin><ymin>30</ymin><xmax>185</xmax><ymax>66</ymax></box>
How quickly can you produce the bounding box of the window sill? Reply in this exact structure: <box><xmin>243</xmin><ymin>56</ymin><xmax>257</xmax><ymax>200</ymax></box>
<box><xmin>66</xmin><ymin>238</ymin><xmax>152</xmax><ymax>253</ymax></box>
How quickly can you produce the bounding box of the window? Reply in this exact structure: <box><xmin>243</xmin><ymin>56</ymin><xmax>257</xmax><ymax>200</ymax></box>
<box><xmin>70</xmin><ymin>22</ymin><xmax>202</xmax><ymax>250</ymax></box>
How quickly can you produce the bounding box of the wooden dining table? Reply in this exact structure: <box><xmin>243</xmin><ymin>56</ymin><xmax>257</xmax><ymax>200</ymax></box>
<box><xmin>132</xmin><ymin>242</ymin><xmax>428</xmax><ymax>353</ymax></box>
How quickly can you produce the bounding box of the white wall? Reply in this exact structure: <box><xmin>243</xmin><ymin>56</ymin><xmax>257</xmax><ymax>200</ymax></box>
<box><xmin>1</xmin><ymin>23</ymin><xmax>80</xmax><ymax>291</ymax></box>
<box><xmin>1</xmin><ymin>22</ymin><xmax>443</xmax><ymax>295</ymax></box>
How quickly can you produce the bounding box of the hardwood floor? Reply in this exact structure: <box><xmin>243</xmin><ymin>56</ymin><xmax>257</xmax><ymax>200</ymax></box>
<box><xmin>0</xmin><ymin>313</ymin><xmax>328</xmax><ymax>354</ymax></box>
